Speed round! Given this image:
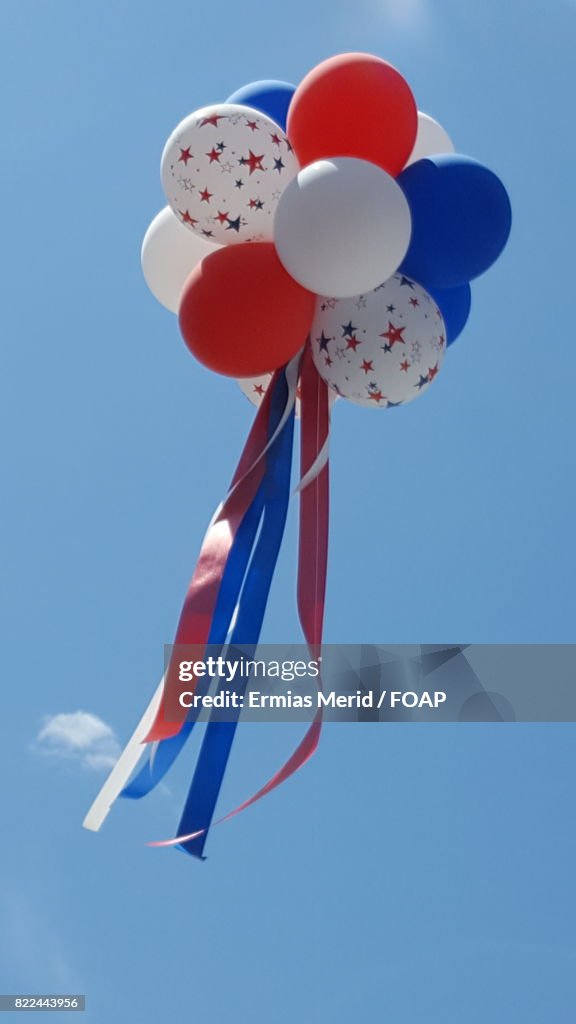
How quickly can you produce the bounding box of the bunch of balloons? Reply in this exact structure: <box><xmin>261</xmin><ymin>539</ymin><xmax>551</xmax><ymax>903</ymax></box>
<box><xmin>84</xmin><ymin>55</ymin><xmax>511</xmax><ymax>860</ymax></box>
<box><xmin>142</xmin><ymin>52</ymin><xmax>511</xmax><ymax>410</ymax></box>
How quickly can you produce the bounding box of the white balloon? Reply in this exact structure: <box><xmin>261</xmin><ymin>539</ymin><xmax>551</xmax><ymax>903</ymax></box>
<box><xmin>406</xmin><ymin>112</ymin><xmax>455</xmax><ymax>166</ymax></box>
<box><xmin>236</xmin><ymin>375</ymin><xmax>337</xmax><ymax>418</ymax></box>
<box><xmin>141</xmin><ymin>207</ymin><xmax>220</xmax><ymax>313</ymax></box>
<box><xmin>161</xmin><ymin>104</ymin><xmax>299</xmax><ymax>246</ymax></box>
<box><xmin>273</xmin><ymin>157</ymin><xmax>412</xmax><ymax>299</ymax></box>
<box><xmin>237</xmin><ymin>374</ymin><xmax>301</xmax><ymax>418</ymax></box>
<box><xmin>311</xmin><ymin>273</ymin><xmax>446</xmax><ymax>409</ymax></box>
<box><xmin>237</xmin><ymin>374</ymin><xmax>273</xmax><ymax>408</ymax></box>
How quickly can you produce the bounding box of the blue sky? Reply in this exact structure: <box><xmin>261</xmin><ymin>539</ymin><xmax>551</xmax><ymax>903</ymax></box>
<box><xmin>1</xmin><ymin>0</ymin><xmax>576</xmax><ymax>1020</ymax></box>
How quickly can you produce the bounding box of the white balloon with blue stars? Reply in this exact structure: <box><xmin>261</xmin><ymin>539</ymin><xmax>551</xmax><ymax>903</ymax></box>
<box><xmin>311</xmin><ymin>274</ymin><xmax>447</xmax><ymax>409</ymax></box>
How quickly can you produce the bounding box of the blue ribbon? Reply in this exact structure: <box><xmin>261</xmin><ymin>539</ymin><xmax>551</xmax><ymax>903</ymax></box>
<box><xmin>177</xmin><ymin>372</ymin><xmax>295</xmax><ymax>858</ymax></box>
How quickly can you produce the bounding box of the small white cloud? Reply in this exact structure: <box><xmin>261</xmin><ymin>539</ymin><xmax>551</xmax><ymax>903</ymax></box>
<box><xmin>35</xmin><ymin>711</ymin><xmax>120</xmax><ymax>771</ymax></box>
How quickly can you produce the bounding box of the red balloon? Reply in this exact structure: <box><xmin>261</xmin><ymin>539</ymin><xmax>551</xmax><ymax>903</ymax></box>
<box><xmin>287</xmin><ymin>53</ymin><xmax>417</xmax><ymax>177</ymax></box>
<box><xmin>179</xmin><ymin>242</ymin><xmax>316</xmax><ymax>378</ymax></box>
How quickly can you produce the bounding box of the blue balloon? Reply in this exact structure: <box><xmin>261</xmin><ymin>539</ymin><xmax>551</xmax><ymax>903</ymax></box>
<box><xmin>398</xmin><ymin>155</ymin><xmax>511</xmax><ymax>289</ymax></box>
<box><xmin>427</xmin><ymin>282</ymin><xmax>472</xmax><ymax>346</ymax></box>
<box><xmin>226</xmin><ymin>80</ymin><xmax>296</xmax><ymax>130</ymax></box>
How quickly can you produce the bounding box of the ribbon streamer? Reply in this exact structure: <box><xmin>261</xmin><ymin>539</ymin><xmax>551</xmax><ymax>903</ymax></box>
<box><xmin>146</xmin><ymin>353</ymin><xmax>300</xmax><ymax>744</ymax></box>
<box><xmin>119</xmin><ymin>486</ymin><xmax>266</xmax><ymax>800</ymax></box>
<box><xmin>82</xmin><ymin>676</ymin><xmax>165</xmax><ymax>832</ymax></box>
<box><xmin>86</xmin><ymin>348</ymin><xmax>331</xmax><ymax>849</ymax></box>
<box><xmin>149</xmin><ymin>349</ymin><xmax>330</xmax><ymax>852</ymax></box>
<box><xmin>169</xmin><ymin>371</ymin><xmax>296</xmax><ymax>858</ymax></box>
<box><xmin>120</xmin><ymin>367</ymin><xmax>294</xmax><ymax>799</ymax></box>
<box><xmin>83</xmin><ymin>361</ymin><xmax>298</xmax><ymax>830</ymax></box>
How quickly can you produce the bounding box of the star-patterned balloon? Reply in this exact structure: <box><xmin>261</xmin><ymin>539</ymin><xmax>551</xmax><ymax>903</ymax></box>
<box><xmin>236</xmin><ymin>374</ymin><xmax>302</xmax><ymax>418</ymax></box>
<box><xmin>161</xmin><ymin>104</ymin><xmax>299</xmax><ymax>246</ymax></box>
<box><xmin>236</xmin><ymin>375</ymin><xmax>342</xmax><ymax>417</ymax></box>
<box><xmin>310</xmin><ymin>274</ymin><xmax>446</xmax><ymax>408</ymax></box>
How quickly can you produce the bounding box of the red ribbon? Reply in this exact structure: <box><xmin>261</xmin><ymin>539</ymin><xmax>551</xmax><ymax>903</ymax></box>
<box><xmin>145</xmin><ymin>377</ymin><xmax>277</xmax><ymax>743</ymax></box>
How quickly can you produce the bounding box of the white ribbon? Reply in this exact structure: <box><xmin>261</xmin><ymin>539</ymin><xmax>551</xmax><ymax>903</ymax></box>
<box><xmin>82</xmin><ymin>677</ymin><xmax>164</xmax><ymax>832</ymax></box>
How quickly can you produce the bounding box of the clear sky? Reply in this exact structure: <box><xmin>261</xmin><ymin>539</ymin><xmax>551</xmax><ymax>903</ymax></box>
<box><xmin>1</xmin><ymin>1</ymin><xmax>576</xmax><ymax>1021</ymax></box>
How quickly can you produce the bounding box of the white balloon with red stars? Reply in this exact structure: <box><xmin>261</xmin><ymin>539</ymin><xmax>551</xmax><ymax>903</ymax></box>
<box><xmin>161</xmin><ymin>104</ymin><xmax>299</xmax><ymax>246</ymax></box>
<box><xmin>237</xmin><ymin>376</ymin><xmax>340</xmax><ymax>417</ymax></box>
<box><xmin>311</xmin><ymin>274</ymin><xmax>446</xmax><ymax>409</ymax></box>
<box><xmin>237</xmin><ymin>375</ymin><xmax>302</xmax><ymax>418</ymax></box>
